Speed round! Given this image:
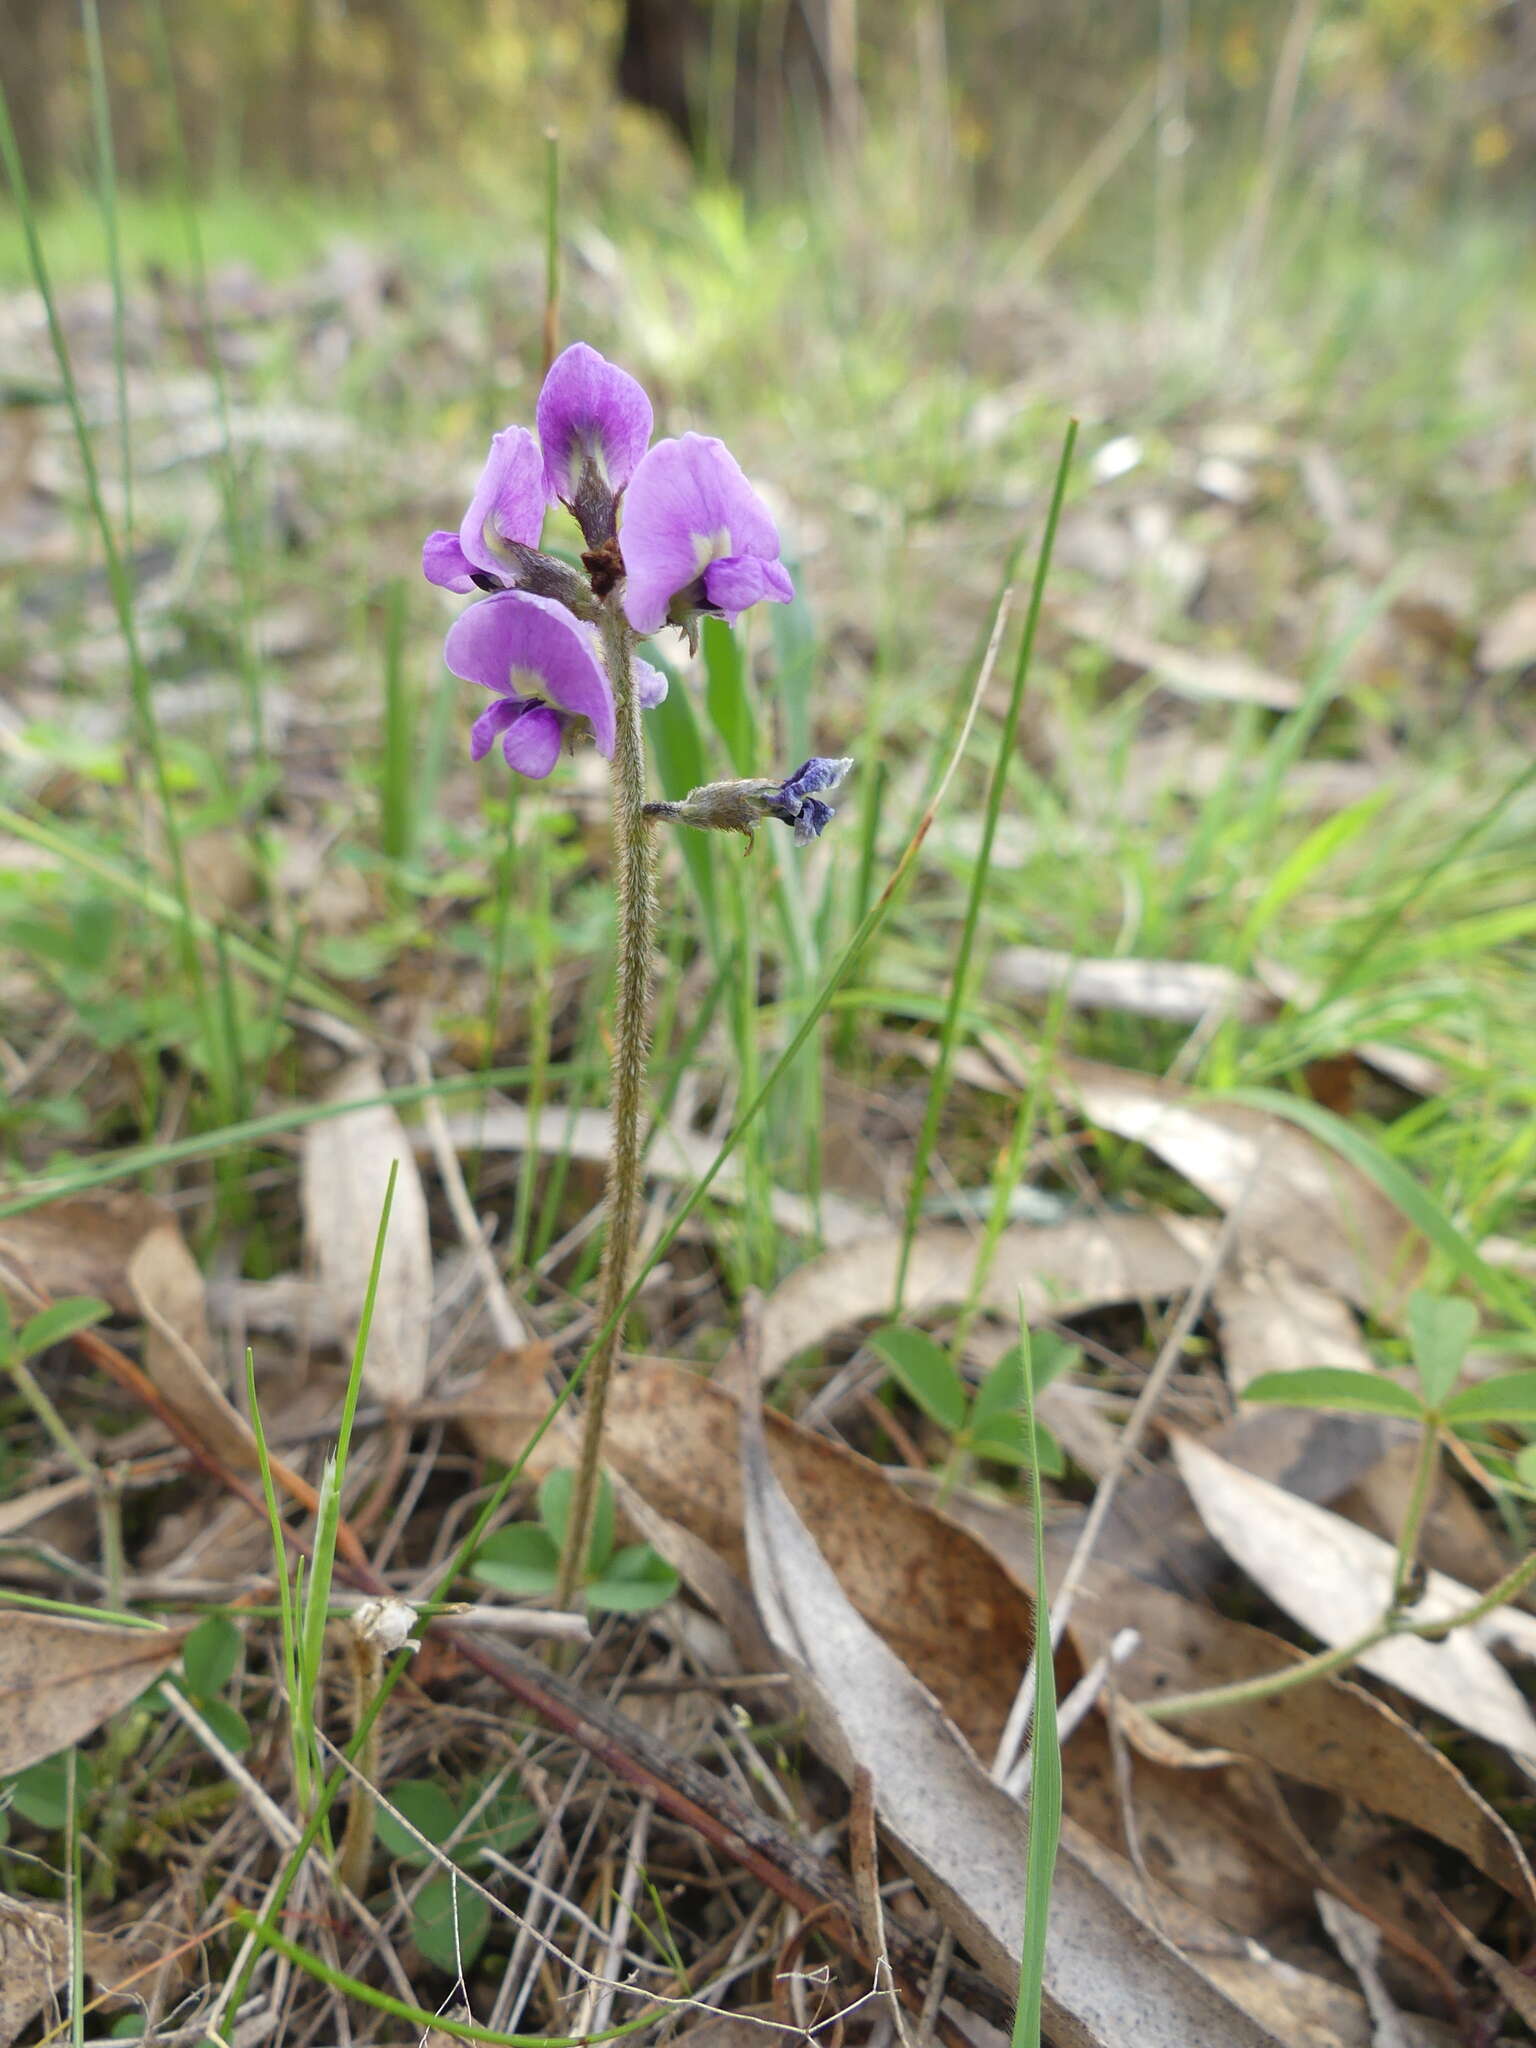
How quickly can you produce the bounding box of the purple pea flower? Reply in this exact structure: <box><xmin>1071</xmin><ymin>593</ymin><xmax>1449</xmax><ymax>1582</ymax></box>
<box><xmin>444</xmin><ymin>589</ymin><xmax>669</xmax><ymax>780</ymax></box>
<box><xmin>620</xmin><ymin>433</ymin><xmax>794</xmax><ymax>637</ymax></box>
<box><xmin>537</xmin><ymin>342</ymin><xmax>654</xmax><ymax>544</ymax></box>
<box><xmin>422</xmin><ymin>425</ymin><xmax>549</xmax><ymax>594</ymax></box>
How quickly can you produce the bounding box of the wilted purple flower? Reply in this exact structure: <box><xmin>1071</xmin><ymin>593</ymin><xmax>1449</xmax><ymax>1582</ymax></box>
<box><xmin>620</xmin><ymin>434</ymin><xmax>794</xmax><ymax>637</ymax></box>
<box><xmin>538</xmin><ymin>342</ymin><xmax>654</xmax><ymax>545</ymax></box>
<box><xmin>643</xmin><ymin>755</ymin><xmax>852</xmax><ymax>849</ymax></box>
<box><xmin>446</xmin><ymin>590</ymin><xmax>616</xmax><ymax>779</ymax></box>
<box><xmin>764</xmin><ymin>756</ymin><xmax>854</xmax><ymax>843</ymax></box>
<box><xmin>422</xmin><ymin>425</ymin><xmax>549</xmax><ymax>593</ymax></box>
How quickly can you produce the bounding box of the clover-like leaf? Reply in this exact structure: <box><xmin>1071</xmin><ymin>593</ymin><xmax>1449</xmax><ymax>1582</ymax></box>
<box><xmin>182</xmin><ymin>1614</ymin><xmax>242</xmax><ymax>1698</ymax></box>
<box><xmin>1241</xmin><ymin>1368</ymin><xmax>1426</xmax><ymax>1420</ymax></box>
<box><xmin>537</xmin><ymin>1468</ymin><xmax>616</xmax><ymax>1574</ymax></box>
<box><xmin>17</xmin><ymin>1296</ymin><xmax>110</xmax><ymax>1358</ymax></box>
<box><xmin>376</xmin><ymin>1778</ymin><xmax>459</xmax><ymax>1866</ymax></box>
<box><xmin>869</xmin><ymin>1325</ymin><xmax>968</xmax><ymax>1434</ymax></box>
<box><xmin>1406</xmin><ymin>1292</ymin><xmax>1479</xmax><ymax>1408</ymax></box>
<box><xmin>469</xmin><ymin>1523</ymin><xmax>560</xmax><ymax>1597</ymax></box>
<box><xmin>411</xmin><ymin>1871</ymin><xmax>491</xmax><ymax>1974</ymax></box>
<box><xmin>1442</xmin><ymin>1369</ymin><xmax>1536</xmax><ymax>1429</ymax></box>
<box><xmin>586</xmin><ymin>1543</ymin><xmax>680</xmax><ymax>1614</ymax></box>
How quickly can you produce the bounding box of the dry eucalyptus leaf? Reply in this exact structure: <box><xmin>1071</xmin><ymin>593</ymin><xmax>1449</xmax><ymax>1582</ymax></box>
<box><xmin>1054</xmin><ymin>600</ymin><xmax>1304</xmax><ymax>710</ymax></box>
<box><xmin>1212</xmin><ymin>1261</ymin><xmax>1373</xmax><ymax>1394</ymax></box>
<box><xmin>933</xmin><ymin>1487</ymin><xmax>1536</xmax><ymax>1909</ymax></box>
<box><xmin>1173</xmin><ymin>1435</ymin><xmax>1536</xmax><ymax>1776</ymax></box>
<box><xmin>127</xmin><ymin>1227</ymin><xmax>257</xmax><ymax>1470</ymax></box>
<box><xmin>1477</xmin><ymin>588</ymin><xmax>1536</xmax><ymax>672</ymax></box>
<box><xmin>1315</xmin><ymin>1894</ymin><xmax>1413</xmax><ymax>2048</ymax></box>
<box><xmin>460</xmin><ymin>1357</ymin><xmax>1037</xmax><ymax>1757</ymax></box>
<box><xmin>0</xmin><ymin>1191</ymin><xmax>177</xmax><ymax>1318</ymax></box>
<box><xmin>0</xmin><ymin>1896</ymin><xmax>135</xmax><ymax>2048</ymax></box>
<box><xmin>757</xmin><ymin>1211</ymin><xmax>1216</xmax><ymax>1384</ymax></box>
<box><xmin>302</xmin><ymin>1057</ymin><xmax>434</xmax><ymax>1406</ymax></box>
<box><xmin>0</xmin><ymin>1474</ymin><xmax>94</xmax><ymax>1540</ymax></box>
<box><xmin>0</xmin><ymin>1615</ymin><xmax>189</xmax><ymax>1774</ymax></box>
<box><xmin>430</xmin><ymin>1105</ymin><xmax>874</xmax><ymax>1244</ymax></box>
<box><xmin>734</xmin><ymin>1395</ymin><xmax>1285</xmax><ymax>2046</ymax></box>
<box><xmin>993</xmin><ymin>947</ymin><xmax>1274</xmax><ymax>1026</ymax></box>
<box><xmin>1057</xmin><ymin>1058</ymin><xmax>1425</xmax><ymax>1315</ymax></box>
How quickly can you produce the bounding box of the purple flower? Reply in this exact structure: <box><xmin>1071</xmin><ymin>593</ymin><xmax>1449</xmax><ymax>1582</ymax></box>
<box><xmin>643</xmin><ymin>755</ymin><xmax>852</xmax><ymax>848</ymax></box>
<box><xmin>538</xmin><ymin>343</ymin><xmax>654</xmax><ymax>544</ymax></box>
<box><xmin>764</xmin><ymin>756</ymin><xmax>853</xmax><ymax>843</ymax></box>
<box><xmin>422</xmin><ymin>426</ymin><xmax>549</xmax><ymax>593</ymax></box>
<box><xmin>445</xmin><ymin>590</ymin><xmax>617</xmax><ymax>779</ymax></box>
<box><xmin>620</xmin><ymin>433</ymin><xmax>794</xmax><ymax>637</ymax></box>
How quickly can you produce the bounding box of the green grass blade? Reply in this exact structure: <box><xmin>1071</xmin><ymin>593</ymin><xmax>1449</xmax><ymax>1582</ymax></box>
<box><xmin>893</xmin><ymin>419</ymin><xmax>1078</xmax><ymax>1308</ymax></box>
<box><xmin>1013</xmin><ymin>1321</ymin><xmax>1061</xmax><ymax>2048</ymax></box>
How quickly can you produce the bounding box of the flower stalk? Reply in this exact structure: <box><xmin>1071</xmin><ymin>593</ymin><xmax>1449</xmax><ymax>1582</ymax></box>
<box><xmin>555</xmin><ymin>602</ymin><xmax>656</xmax><ymax>1609</ymax></box>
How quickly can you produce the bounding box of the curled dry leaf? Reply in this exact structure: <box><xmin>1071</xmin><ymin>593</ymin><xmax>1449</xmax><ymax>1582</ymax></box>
<box><xmin>0</xmin><ymin>1614</ymin><xmax>189</xmax><ymax>1774</ymax></box>
<box><xmin>0</xmin><ymin>1191</ymin><xmax>174</xmax><ymax>1318</ymax></box>
<box><xmin>1173</xmin><ymin>1434</ymin><xmax>1536</xmax><ymax>1777</ymax></box>
<box><xmin>0</xmin><ymin>1896</ymin><xmax>136</xmax><ymax>2048</ymax></box>
<box><xmin>757</xmin><ymin>1211</ymin><xmax>1217</xmax><ymax>1385</ymax></box>
<box><xmin>734</xmin><ymin>1392</ymin><xmax>1287</xmax><ymax>2047</ymax></box>
<box><xmin>302</xmin><ymin>1057</ymin><xmax>434</xmax><ymax>1406</ymax></box>
<box><xmin>460</xmin><ymin>1356</ymin><xmax>1037</xmax><ymax>1756</ymax></box>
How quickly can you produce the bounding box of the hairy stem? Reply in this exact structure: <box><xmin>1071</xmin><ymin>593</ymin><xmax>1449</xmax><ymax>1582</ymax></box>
<box><xmin>556</xmin><ymin>604</ymin><xmax>656</xmax><ymax>1608</ymax></box>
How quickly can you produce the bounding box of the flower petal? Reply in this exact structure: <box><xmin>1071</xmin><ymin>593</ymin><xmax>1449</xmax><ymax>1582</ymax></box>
<box><xmin>469</xmin><ymin>694</ymin><xmax>523</xmax><ymax>761</ymax></box>
<box><xmin>443</xmin><ymin>590</ymin><xmax>616</xmax><ymax>758</ymax></box>
<box><xmin>537</xmin><ymin>342</ymin><xmax>654</xmax><ymax>504</ymax></box>
<box><xmin>702</xmin><ymin>553</ymin><xmax>794</xmax><ymax>624</ymax></box>
<box><xmin>633</xmin><ymin>653</ymin><xmax>669</xmax><ymax>709</ymax></box>
<box><xmin>781</xmin><ymin>756</ymin><xmax>853</xmax><ymax>802</ymax></box>
<box><xmin>502</xmin><ymin>703</ymin><xmax>564</xmax><ymax>779</ymax></box>
<box><xmin>459</xmin><ymin>426</ymin><xmax>548</xmax><ymax>577</ymax></box>
<box><xmin>794</xmin><ymin>797</ymin><xmax>836</xmax><ymax>845</ymax></box>
<box><xmin>621</xmin><ymin>434</ymin><xmax>789</xmax><ymax>635</ymax></box>
<box><xmin>423</xmin><ymin>530</ymin><xmax>477</xmax><ymax>593</ymax></box>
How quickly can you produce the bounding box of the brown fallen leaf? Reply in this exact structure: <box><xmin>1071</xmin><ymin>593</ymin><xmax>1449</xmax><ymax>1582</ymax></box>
<box><xmin>460</xmin><ymin>1356</ymin><xmax>1037</xmax><ymax>1757</ymax></box>
<box><xmin>0</xmin><ymin>1615</ymin><xmax>189</xmax><ymax>1774</ymax></box>
<box><xmin>734</xmin><ymin>1390</ymin><xmax>1288</xmax><ymax>2045</ymax></box>
<box><xmin>0</xmin><ymin>1895</ymin><xmax>135</xmax><ymax>2048</ymax></box>
<box><xmin>0</xmin><ymin>1474</ymin><xmax>94</xmax><ymax>1539</ymax></box>
<box><xmin>1429</xmin><ymin>1895</ymin><xmax>1536</xmax><ymax>2028</ymax></box>
<box><xmin>127</xmin><ymin>1227</ymin><xmax>257</xmax><ymax>1471</ymax></box>
<box><xmin>992</xmin><ymin>947</ymin><xmax>1275</xmax><ymax>1026</ymax></box>
<box><xmin>0</xmin><ymin>1191</ymin><xmax>178</xmax><ymax>1318</ymax></box>
<box><xmin>1316</xmin><ymin>1893</ymin><xmax>1414</xmax><ymax>2048</ymax></box>
<box><xmin>758</xmin><ymin>1211</ymin><xmax>1217</xmax><ymax>1384</ymax></box>
<box><xmin>933</xmin><ymin>1486</ymin><xmax>1536</xmax><ymax>1910</ymax></box>
<box><xmin>302</xmin><ymin>1057</ymin><xmax>434</xmax><ymax>1406</ymax></box>
<box><xmin>1173</xmin><ymin>1434</ymin><xmax>1536</xmax><ymax>1775</ymax></box>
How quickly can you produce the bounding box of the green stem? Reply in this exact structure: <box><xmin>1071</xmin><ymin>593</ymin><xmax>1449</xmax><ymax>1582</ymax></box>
<box><xmin>1389</xmin><ymin>1420</ymin><xmax>1440</xmax><ymax>1611</ymax></box>
<box><xmin>556</xmin><ymin>606</ymin><xmax>656</xmax><ymax>1609</ymax></box>
<box><xmin>1142</xmin><ymin>1541</ymin><xmax>1536</xmax><ymax>1725</ymax></box>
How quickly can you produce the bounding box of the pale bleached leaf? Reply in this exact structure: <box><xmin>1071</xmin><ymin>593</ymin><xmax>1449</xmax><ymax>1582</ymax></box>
<box><xmin>1173</xmin><ymin>1435</ymin><xmax>1536</xmax><ymax>1775</ymax></box>
<box><xmin>302</xmin><ymin>1058</ymin><xmax>433</xmax><ymax>1406</ymax></box>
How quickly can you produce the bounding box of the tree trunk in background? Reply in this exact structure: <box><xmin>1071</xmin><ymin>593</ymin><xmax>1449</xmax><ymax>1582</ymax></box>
<box><xmin>0</xmin><ymin>0</ymin><xmax>57</xmax><ymax>192</ymax></box>
<box><xmin>616</xmin><ymin>0</ymin><xmax>835</xmax><ymax>183</ymax></box>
